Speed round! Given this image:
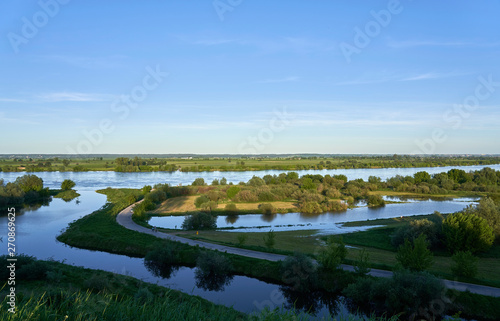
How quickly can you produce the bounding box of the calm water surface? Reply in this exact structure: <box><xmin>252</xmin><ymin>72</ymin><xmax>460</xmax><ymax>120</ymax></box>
<box><xmin>0</xmin><ymin>166</ymin><xmax>493</xmax><ymax>318</ymax></box>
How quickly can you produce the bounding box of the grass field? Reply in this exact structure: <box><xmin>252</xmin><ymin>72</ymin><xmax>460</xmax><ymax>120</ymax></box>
<box><xmin>151</xmin><ymin>195</ymin><xmax>299</xmax><ymax>215</ymax></box>
<box><xmin>2</xmin><ymin>155</ymin><xmax>499</xmax><ymax>172</ymax></box>
<box><xmin>179</xmin><ymin>218</ymin><xmax>500</xmax><ymax>288</ymax></box>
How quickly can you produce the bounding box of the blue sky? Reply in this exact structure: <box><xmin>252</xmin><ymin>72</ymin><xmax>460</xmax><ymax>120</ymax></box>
<box><xmin>1</xmin><ymin>0</ymin><xmax>499</xmax><ymax>154</ymax></box>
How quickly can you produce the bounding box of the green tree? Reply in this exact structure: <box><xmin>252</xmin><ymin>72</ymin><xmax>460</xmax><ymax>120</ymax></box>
<box><xmin>15</xmin><ymin>174</ymin><xmax>44</xmax><ymax>193</ymax></box>
<box><xmin>472</xmin><ymin>197</ymin><xmax>500</xmax><ymax>236</ymax></box>
<box><xmin>62</xmin><ymin>159</ymin><xmax>70</xmax><ymax>167</ymax></box>
<box><xmin>226</xmin><ymin>186</ymin><xmax>241</xmax><ymax>199</ymax></box>
<box><xmin>192</xmin><ymin>178</ymin><xmax>206</xmax><ymax>186</ymax></box>
<box><xmin>263</xmin><ymin>229</ymin><xmax>276</xmax><ymax>249</ymax></box>
<box><xmin>237</xmin><ymin>234</ymin><xmax>248</xmax><ymax>247</ymax></box>
<box><xmin>451</xmin><ymin>251</ymin><xmax>478</xmax><ymax>278</ymax></box>
<box><xmin>353</xmin><ymin>248</ymin><xmax>371</xmax><ymax>276</ymax></box>
<box><xmin>61</xmin><ymin>179</ymin><xmax>76</xmax><ymax>191</ymax></box>
<box><xmin>281</xmin><ymin>253</ymin><xmax>317</xmax><ymax>292</ymax></box>
<box><xmin>442</xmin><ymin>212</ymin><xmax>494</xmax><ymax>253</ymax></box>
<box><xmin>220</xmin><ymin>177</ymin><xmax>227</xmax><ymax>185</ymax></box>
<box><xmin>181</xmin><ymin>212</ymin><xmax>216</xmax><ymax>230</ymax></box>
<box><xmin>414</xmin><ymin>171</ymin><xmax>431</xmax><ymax>184</ymax></box>
<box><xmin>318</xmin><ymin>236</ymin><xmax>347</xmax><ymax>271</ymax></box>
<box><xmin>367</xmin><ymin>194</ymin><xmax>385</xmax><ymax>207</ymax></box>
<box><xmin>395</xmin><ymin>234</ymin><xmax>433</xmax><ymax>271</ymax></box>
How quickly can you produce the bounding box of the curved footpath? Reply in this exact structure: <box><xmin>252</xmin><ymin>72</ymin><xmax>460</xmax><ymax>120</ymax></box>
<box><xmin>117</xmin><ymin>203</ymin><xmax>500</xmax><ymax>298</ymax></box>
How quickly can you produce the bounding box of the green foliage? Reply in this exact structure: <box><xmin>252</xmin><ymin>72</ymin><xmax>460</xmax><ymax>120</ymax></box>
<box><xmin>263</xmin><ymin>229</ymin><xmax>276</xmax><ymax>249</ymax></box>
<box><xmin>247</xmin><ymin>176</ymin><xmax>266</xmax><ymax>186</ymax></box>
<box><xmin>451</xmin><ymin>251</ymin><xmax>478</xmax><ymax>278</ymax></box>
<box><xmin>220</xmin><ymin>177</ymin><xmax>227</xmax><ymax>185</ymax></box>
<box><xmin>300</xmin><ymin>177</ymin><xmax>316</xmax><ymax>190</ymax></box>
<box><xmin>468</xmin><ymin>197</ymin><xmax>500</xmax><ymax>236</ymax></box>
<box><xmin>443</xmin><ymin>211</ymin><xmax>495</xmax><ymax>253</ymax></box>
<box><xmin>54</xmin><ymin>189</ymin><xmax>80</xmax><ymax>202</ymax></box>
<box><xmin>141</xmin><ymin>185</ymin><xmax>152</xmax><ymax>194</ymax></box>
<box><xmin>391</xmin><ymin>217</ymin><xmax>441</xmax><ymax>249</ymax></box>
<box><xmin>194</xmin><ymin>195</ymin><xmax>210</xmax><ymax>208</ymax></box>
<box><xmin>318</xmin><ymin>236</ymin><xmax>347</xmax><ymax>271</ymax></box>
<box><xmin>61</xmin><ymin>179</ymin><xmax>76</xmax><ymax>190</ymax></box>
<box><xmin>1</xmin><ymin>254</ymin><xmax>51</xmax><ymax>281</ymax></box>
<box><xmin>200</xmin><ymin>201</ymin><xmax>218</xmax><ymax>212</ymax></box>
<box><xmin>181</xmin><ymin>212</ymin><xmax>217</xmax><ymax>230</ymax></box>
<box><xmin>194</xmin><ymin>251</ymin><xmax>233</xmax><ymax>291</ymax></box>
<box><xmin>237</xmin><ymin>234</ymin><xmax>248</xmax><ymax>246</ymax></box>
<box><xmin>15</xmin><ymin>174</ymin><xmax>44</xmax><ymax>192</ymax></box>
<box><xmin>344</xmin><ymin>270</ymin><xmax>445</xmax><ymax>318</ymax></box>
<box><xmin>353</xmin><ymin>248</ymin><xmax>371</xmax><ymax>276</ymax></box>
<box><xmin>211</xmin><ymin>179</ymin><xmax>219</xmax><ymax>186</ymax></box>
<box><xmin>192</xmin><ymin>178</ymin><xmax>206</xmax><ymax>186</ymax></box>
<box><xmin>144</xmin><ymin>242</ymin><xmax>181</xmax><ymax>278</ymax></box>
<box><xmin>395</xmin><ymin>234</ymin><xmax>433</xmax><ymax>272</ymax></box>
<box><xmin>224</xmin><ymin>203</ymin><xmax>238</xmax><ymax>214</ymax></box>
<box><xmin>258</xmin><ymin>203</ymin><xmax>276</xmax><ymax>214</ymax></box>
<box><xmin>132</xmin><ymin>199</ymin><xmax>156</xmax><ymax>220</ymax></box>
<box><xmin>367</xmin><ymin>194</ymin><xmax>385</xmax><ymax>207</ymax></box>
<box><xmin>226</xmin><ymin>186</ymin><xmax>241</xmax><ymax>199</ymax></box>
<box><xmin>298</xmin><ymin>201</ymin><xmax>323</xmax><ymax>214</ymax></box>
<box><xmin>280</xmin><ymin>252</ymin><xmax>317</xmax><ymax>292</ymax></box>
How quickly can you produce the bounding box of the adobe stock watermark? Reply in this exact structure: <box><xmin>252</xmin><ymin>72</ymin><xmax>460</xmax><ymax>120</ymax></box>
<box><xmin>213</xmin><ymin>0</ymin><xmax>243</xmax><ymax>21</ymax></box>
<box><xmin>66</xmin><ymin>65</ymin><xmax>168</xmax><ymax>155</ymax></box>
<box><xmin>413</xmin><ymin>74</ymin><xmax>499</xmax><ymax>154</ymax></box>
<box><xmin>339</xmin><ymin>0</ymin><xmax>404</xmax><ymax>64</ymax></box>
<box><xmin>7</xmin><ymin>0</ymin><xmax>71</xmax><ymax>54</ymax></box>
<box><xmin>237</xmin><ymin>107</ymin><xmax>293</xmax><ymax>154</ymax></box>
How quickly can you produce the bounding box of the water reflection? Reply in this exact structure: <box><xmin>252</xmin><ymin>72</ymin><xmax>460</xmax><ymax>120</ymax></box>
<box><xmin>261</xmin><ymin>213</ymin><xmax>277</xmax><ymax>223</ymax></box>
<box><xmin>225</xmin><ymin>214</ymin><xmax>239</xmax><ymax>225</ymax></box>
<box><xmin>195</xmin><ymin>270</ymin><xmax>234</xmax><ymax>292</ymax></box>
<box><xmin>144</xmin><ymin>259</ymin><xmax>181</xmax><ymax>279</ymax></box>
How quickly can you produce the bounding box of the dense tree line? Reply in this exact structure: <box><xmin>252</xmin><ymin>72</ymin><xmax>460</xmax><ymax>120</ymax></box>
<box><xmin>186</xmin><ymin>167</ymin><xmax>500</xmax><ymax>215</ymax></box>
<box><xmin>0</xmin><ymin>174</ymin><xmax>50</xmax><ymax>208</ymax></box>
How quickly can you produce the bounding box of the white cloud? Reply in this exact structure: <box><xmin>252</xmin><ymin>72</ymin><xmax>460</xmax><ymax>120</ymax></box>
<box><xmin>387</xmin><ymin>39</ymin><xmax>500</xmax><ymax>48</ymax></box>
<box><xmin>37</xmin><ymin>92</ymin><xmax>113</xmax><ymax>102</ymax></box>
<box><xmin>256</xmin><ymin>76</ymin><xmax>300</xmax><ymax>84</ymax></box>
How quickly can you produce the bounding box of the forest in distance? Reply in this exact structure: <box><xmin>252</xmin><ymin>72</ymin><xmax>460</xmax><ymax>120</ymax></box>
<box><xmin>0</xmin><ymin>154</ymin><xmax>499</xmax><ymax>173</ymax></box>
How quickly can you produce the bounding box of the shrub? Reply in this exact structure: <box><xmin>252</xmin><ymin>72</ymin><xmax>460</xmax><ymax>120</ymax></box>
<box><xmin>206</xmin><ymin>190</ymin><xmax>225</xmax><ymax>202</ymax></box>
<box><xmin>258</xmin><ymin>203</ymin><xmax>276</xmax><ymax>214</ymax></box>
<box><xmin>247</xmin><ymin>176</ymin><xmax>266</xmax><ymax>186</ymax></box>
<box><xmin>395</xmin><ymin>234</ymin><xmax>433</xmax><ymax>272</ymax></box>
<box><xmin>317</xmin><ymin>236</ymin><xmax>347</xmax><ymax>271</ymax></box>
<box><xmin>226</xmin><ymin>186</ymin><xmax>241</xmax><ymax>199</ymax></box>
<box><xmin>61</xmin><ymin>179</ymin><xmax>76</xmax><ymax>191</ymax></box>
<box><xmin>191</xmin><ymin>178</ymin><xmax>206</xmax><ymax>186</ymax></box>
<box><xmin>343</xmin><ymin>270</ymin><xmax>445</xmax><ymax>318</ymax></box>
<box><xmin>257</xmin><ymin>190</ymin><xmax>277</xmax><ymax>202</ymax></box>
<box><xmin>181</xmin><ymin>212</ymin><xmax>217</xmax><ymax>230</ymax></box>
<box><xmin>353</xmin><ymin>248</ymin><xmax>371</xmax><ymax>276</ymax></box>
<box><xmin>391</xmin><ymin>218</ymin><xmax>441</xmax><ymax>249</ymax></box>
<box><xmin>451</xmin><ymin>251</ymin><xmax>478</xmax><ymax>278</ymax></box>
<box><xmin>367</xmin><ymin>194</ymin><xmax>385</xmax><ymax>207</ymax></box>
<box><xmin>324</xmin><ymin>188</ymin><xmax>341</xmax><ymax>199</ymax></box>
<box><xmin>281</xmin><ymin>253</ymin><xmax>317</xmax><ymax>292</ymax></box>
<box><xmin>299</xmin><ymin>201</ymin><xmax>322</xmax><ymax>214</ymax></box>
<box><xmin>144</xmin><ymin>243</ymin><xmax>181</xmax><ymax>278</ymax></box>
<box><xmin>195</xmin><ymin>251</ymin><xmax>233</xmax><ymax>292</ymax></box>
<box><xmin>84</xmin><ymin>274</ymin><xmax>110</xmax><ymax>292</ymax></box>
<box><xmin>233</xmin><ymin>190</ymin><xmax>258</xmax><ymax>202</ymax></box>
<box><xmin>141</xmin><ymin>185</ymin><xmax>152</xmax><ymax>194</ymax></box>
<box><xmin>324</xmin><ymin>200</ymin><xmax>348</xmax><ymax>212</ymax></box>
<box><xmin>134</xmin><ymin>287</ymin><xmax>154</xmax><ymax>304</ymax></box>
<box><xmin>144</xmin><ymin>190</ymin><xmax>166</xmax><ymax>204</ymax></box>
<box><xmin>263</xmin><ymin>229</ymin><xmax>276</xmax><ymax>249</ymax></box>
<box><xmin>442</xmin><ymin>212</ymin><xmax>494</xmax><ymax>253</ymax></box>
<box><xmin>200</xmin><ymin>201</ymin><xmax>218</xmax><ymax>212</ymax></box>
<box><xmin>224</xmin><ymin>203</ymin><xmax>238</xmax><ymax>214</ymax></box>
<box><xmin>194</xmin><ymin>195</ymin><xmax>210</xmax><ymax>208</ymax></box>
<box><xmin>237</xmin><ymin>234</ymin><xmax>248</xmax><ymax>246</ymax></box>
<box><xmin>132</xmin><ymin>199</ymin><xmax>155</xmax><ymax>220</ymax></box>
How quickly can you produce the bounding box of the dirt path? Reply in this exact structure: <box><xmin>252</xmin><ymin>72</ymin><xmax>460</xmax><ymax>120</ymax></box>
<box><xmin>117</xmin><ymin>203</ymin><xmax>500</xmax><ymax>297</ymax></box>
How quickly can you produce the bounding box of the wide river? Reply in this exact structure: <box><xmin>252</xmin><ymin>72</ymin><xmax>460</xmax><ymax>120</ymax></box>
<box><xmin>1</xmin><ymin>164</ymin><xmax>497</xmax><ymax>318</ymax></box>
